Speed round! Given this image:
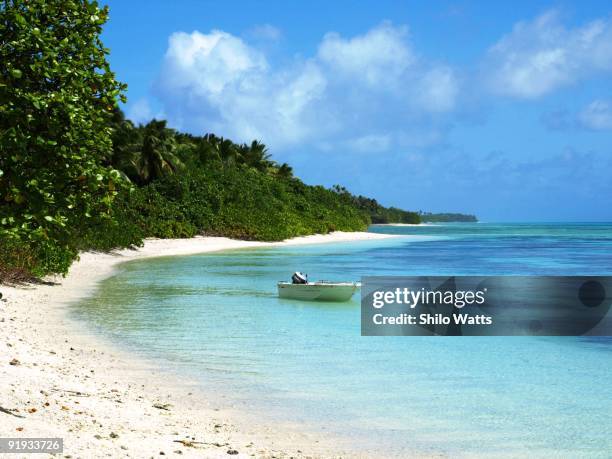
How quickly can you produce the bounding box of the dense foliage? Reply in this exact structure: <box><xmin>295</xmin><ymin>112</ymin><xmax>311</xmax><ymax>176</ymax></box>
<box><xmin>81</xmin><ymin>166</ymin><xmax>369</xmax><ymax>251</ymax></box>
<box><xmin>0</xmin><ymin>0</ymin><xmax>126</xmax><ymax>276</ymax></box>
<box><xmin>332</xmin><ymin>186</ymin><xmax>421</xmax><ymax>224</ymax></box>
<box><xmin>419</xmin><ymin>212</ymin><xmax>478</xmax><ymax>222</ymax></box>
<box><xmin>94</xmin><ymin>114</ymin><xmax>370</xmax><ymax>243</ymax></box>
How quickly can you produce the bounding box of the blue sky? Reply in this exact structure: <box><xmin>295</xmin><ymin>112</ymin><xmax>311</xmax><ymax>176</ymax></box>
<box><xmin>102</xmin><ymin>1</ymin><xmax>612</xmax><ymax>221</ymax></box>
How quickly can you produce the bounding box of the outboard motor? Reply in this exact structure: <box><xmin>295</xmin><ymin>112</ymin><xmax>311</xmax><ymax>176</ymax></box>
<box><xmin>292</xmin><ymin>272</ymin><xmax>308</xmax><ymax>284</ymax></box>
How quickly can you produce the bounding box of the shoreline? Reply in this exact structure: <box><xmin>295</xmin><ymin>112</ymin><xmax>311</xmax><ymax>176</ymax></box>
<box><xmin>1</xmin><ymin>231</ymin><xmax>395</xmax><ymax>458</ymax></box>
<box><xmin>371</xmin><ymin>223</ymin><xmax>436</xmax><ymax>227</ymax></box>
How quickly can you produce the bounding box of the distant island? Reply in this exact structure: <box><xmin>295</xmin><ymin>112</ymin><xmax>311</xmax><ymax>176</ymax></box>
<box><xmin>419</xmin><ymin>212</ymin><xmax>478</xmax><ymax>223</ymax></box>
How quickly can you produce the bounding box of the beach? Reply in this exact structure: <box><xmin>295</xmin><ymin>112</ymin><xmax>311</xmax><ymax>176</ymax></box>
<box><xmin>0</xmin><ymin>232</ymin><xmax>394</xmax><ymax>459</ymax></box>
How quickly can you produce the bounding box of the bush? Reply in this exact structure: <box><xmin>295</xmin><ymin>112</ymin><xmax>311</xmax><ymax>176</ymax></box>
<box><xmin>0</xmin><ymin>237</ymin><xmax>37</xmax><ymax>283</ymax></box>
<box><xmin>75</xmin><ymin>194</ymin><xmax>145</xmax><ymax>252</ymax></box>
<box><xmin>0</xmin><ymin>235</ymin><xmax>76</xmax><ymax>281</ymax></box>
<box><xmin>114</xmin><ymin>166</ymin><xmax>370</xmax><ymax>242</ymax></box>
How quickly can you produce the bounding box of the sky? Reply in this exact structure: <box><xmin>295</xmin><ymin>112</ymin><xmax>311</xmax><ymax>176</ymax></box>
<box><xmin>102</xmin><ymin>0</ymin><xmax>612</xmax><ymax>221</ymax></box>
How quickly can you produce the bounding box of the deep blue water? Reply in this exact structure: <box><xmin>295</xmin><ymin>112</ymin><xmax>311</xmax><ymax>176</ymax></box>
<box><xmin>74</xmin><ymin>223</ymin><xmax>612</xmax><ymax>457</ymax></box>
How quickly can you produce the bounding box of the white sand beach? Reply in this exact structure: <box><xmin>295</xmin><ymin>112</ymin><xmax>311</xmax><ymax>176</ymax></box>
<box><xmin>0</xmin><ymin>232</ymin><xmax>394</xmax><ymax>459</ymax></box>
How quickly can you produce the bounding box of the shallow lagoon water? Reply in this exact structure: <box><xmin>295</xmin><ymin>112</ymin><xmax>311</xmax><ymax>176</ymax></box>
<box><xmin>74</xmin><ymin>223</ymin><xmax>612</xmax><ymax>456</ymax></box>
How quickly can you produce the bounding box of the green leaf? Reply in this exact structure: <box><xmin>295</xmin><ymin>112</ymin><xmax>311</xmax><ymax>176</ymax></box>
<box><xmin>14</xmin><ymin>13</ymin><xmax>26</xmax><ymax>25</ymax></box>
<box><xmin>11</xmin><ymin>69</ymin><xmax>22</xmax><ymax>78</ymax></box>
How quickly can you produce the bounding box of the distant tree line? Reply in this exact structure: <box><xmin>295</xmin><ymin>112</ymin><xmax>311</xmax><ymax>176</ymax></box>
<box><xmin>331</xmin><ymin>187</ymin><xmax>421</xmax><ymax>224</ymax></box>
<box><xmin>419</xmin><ymin>212</ymin><xmax>478</xmax><ymax>222</ymax></box>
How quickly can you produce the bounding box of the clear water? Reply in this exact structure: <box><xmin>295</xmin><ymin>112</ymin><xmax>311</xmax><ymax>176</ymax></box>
<box><xmin>74</xmin><ymin>223</ymin><xmax>612</xmax><ymax>457</ymax></box>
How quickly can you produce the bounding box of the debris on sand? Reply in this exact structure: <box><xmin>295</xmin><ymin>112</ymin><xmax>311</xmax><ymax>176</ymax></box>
<box><xmin>152</xmin><ymin>402</ymin><xmax>172</xmax><ymax>411</ymax></box>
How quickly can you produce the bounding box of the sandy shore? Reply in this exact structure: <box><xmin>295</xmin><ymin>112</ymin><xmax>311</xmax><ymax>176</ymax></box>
<box><xmin>0</xmin><ymin>232</ymin><xmax>394</xmax><ymax>459</ymax></box>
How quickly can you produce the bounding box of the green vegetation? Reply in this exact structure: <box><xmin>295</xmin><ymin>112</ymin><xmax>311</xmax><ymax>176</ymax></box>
<box><xmin>1</xmin><ymin>104</ymin><xmax>373</xmax><ymax>280</ymax></box>
<box><xmin>0</xmin><ymin>0</ymin><xmax>472</xmax><ymax>283</ymax></box>
<box><xmin>332</xmin><ymin>187</ymin><xmax>420</xmax><ymax>224</ymax></box>
<box><xmin>419</xmin><ymin>212</ymin><xmax>478</xmax><ymax>223</ymax></box>
<box><xmin>95</xmin><ymin>114</ymin><xmax>370</xmax><ymax>243</ymax></box>
<box><xmin>1</xmin><ymin>0</ymin><xmax>126</xmax><ymax>277</ymax></box>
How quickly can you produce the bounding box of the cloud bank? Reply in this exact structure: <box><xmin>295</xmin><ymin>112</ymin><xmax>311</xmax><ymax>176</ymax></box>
<box><xmin>153</xmin><ymin>23</ymin><xmax>459</xmax><ymax>150</ymax></box>
<box><xmin>485</xmin><ymin>11</ymin><xmax>612</xmax><ymax>98</ymax></box>
<box><xmin>150</xmin><ymin>12</ymin><xmax>612</xmax><ymax>151</ymax></box>
<box><xmin>126</xmin><ymin>98</ymin><xmax>155</xmax><ymax>125</ymax></box>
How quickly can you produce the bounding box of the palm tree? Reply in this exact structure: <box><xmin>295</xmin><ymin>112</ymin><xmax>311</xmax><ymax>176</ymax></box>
<box><xmin>110</xmin><ymin>119</ymin><xmax>184</xmax><ymax>185</ymax></box>
<box><xmin>218</xmin><ymin>138</ymin><xmax>239</xmax><ymax>168</ymax></box>
<box><xmin>198</xmin><ymin>134</ymin><xmax>239</xmax><ymax>168</ymax></box>
<box><xmin>197</xmin><ymin>134</ymin><xmax>222</xmax><ymax>166</ymax></box>
<box><xmin>138</xmin><ymin>119</ymin><xmax>184</xmax><ymax>184</ymax></box>
<box><xmin>276</xmin><ymin>162</ymin><xmax>293</xmax><ymax>178</ymax></box>
<box><xmin>108</xmin><ymin>109</ymin><xmax>143</xmax><ymax>183</ymax></box>
<box><xmin>243</xmin><ymin>140</ymin><xmax>272</xmax><ymax>171</ymax></box>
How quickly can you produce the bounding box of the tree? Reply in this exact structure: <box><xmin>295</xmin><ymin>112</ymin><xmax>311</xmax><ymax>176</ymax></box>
<box><xmin>196</xmin><ymin>134</ymin><xmax>223</xmax><ymax>166</ymax></box>
<box><xmin>106</xmin><ymin>107</ymin><xmax>141</xmax><ymax>182</ymax></box>
<box><xmin>0</xmin><ymin>0</ymin><xmax>127</xmax><ymax>274</ymax></box>
<box><xmin>277</xmin><ymin>163</ymin><xmax>293</xmax><ymax>178</ymax></box>
<box><xmin>106</xmin><ymin>116</ymin><xmax>185</xmax><ymax>185</ymax></box>
<box><xmin>218</xmin><ymin>138</ymin><xmax>239</xmax><ymax>168</ymax></box>
<box><xmin>242</xmin><ymin>140</ymin><xmax>272</xmax><ymax>171</ymax></box>
<box><xmin>138</xmin><ymin>119</ymin><xmax>183</xmax><ymax>184</ymax></box>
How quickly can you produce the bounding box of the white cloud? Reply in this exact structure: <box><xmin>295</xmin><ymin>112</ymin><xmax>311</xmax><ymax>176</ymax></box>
<box><xmin>160</xmin><ymin>30</ymin><xmax>267</xmax><ymax>98</ymax></box>
<box><xmin>317</xmin><ymin>23</ymin><xmax>413</xmax><ymax>87</ymax></box>
<box><xmin>485</xmin><ymin>11</ymin><xmax>612</xmax><ymax>98</ymax></box>
<box><xmin>126</xmin><ymin>98</ymin><xmax>154</xmax><ymax>125</ymax></box>
<box><xmin>316</xmin><ymin>23</ymin><xmax>458</xmax><ymax>114</ymax></box>
<box><xmin>416</xmin><ymin>67</ymin><xmax>458</xmax><ymax>113</ymax></box>
<box><xmin>578</xmin><ymin>99</ymin><xmax>612</xmax><ymax>130</ymax></box>
<box><xmin>154</xmin><ymin>23</ymin><xmax>458</xmax><ymax>151</ymax></box>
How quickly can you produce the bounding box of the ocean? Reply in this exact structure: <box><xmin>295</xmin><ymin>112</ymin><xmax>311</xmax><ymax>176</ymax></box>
<box><xmin>74</xmin><ymin>223</ymin><xmax>612</xmax><ymax>457</ymax></box>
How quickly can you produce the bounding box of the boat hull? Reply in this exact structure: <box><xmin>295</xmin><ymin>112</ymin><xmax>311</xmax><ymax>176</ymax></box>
<box><xmin>277</xmin><ymin>282</ymin><xmax>359</xmax><ymax>302</ymax></box>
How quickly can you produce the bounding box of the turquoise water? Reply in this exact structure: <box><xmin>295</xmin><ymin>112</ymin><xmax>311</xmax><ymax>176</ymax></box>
<box><xmin>75</xmin><ymin>223</ymin><xmax>612</xmax><ymax>457</ymax></box>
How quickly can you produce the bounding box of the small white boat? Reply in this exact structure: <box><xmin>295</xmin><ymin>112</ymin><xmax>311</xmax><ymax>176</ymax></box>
<box><xmin>277</xmin><ymin>272</ymin><xmax>360</xmax><ymax>302</ymax></box>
